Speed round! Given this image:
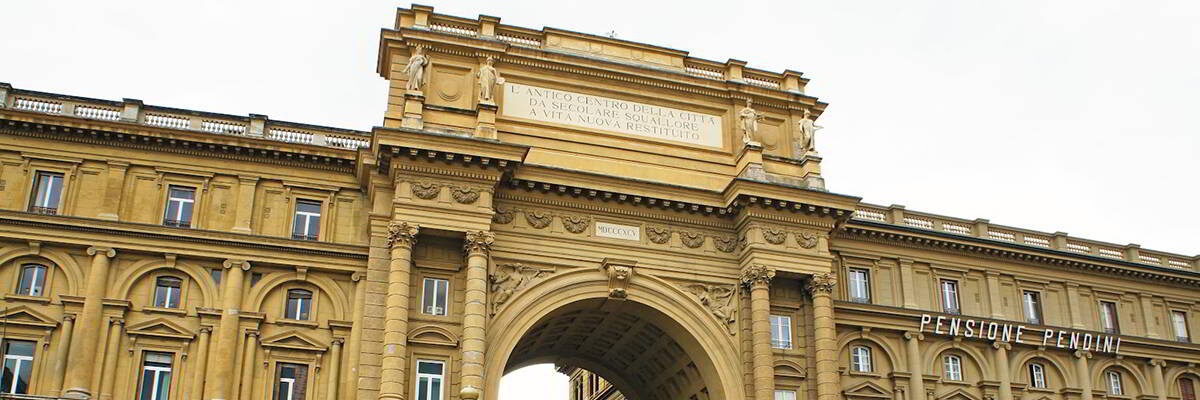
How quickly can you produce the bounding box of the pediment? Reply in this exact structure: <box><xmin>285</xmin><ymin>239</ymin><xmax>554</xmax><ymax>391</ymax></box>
<box><xmin>126</xmin><ymin>318</ymin><xmax>195</xmax><ymax>340</ymax></box>
<box><xmin>843</xmin><ymin>381</ymin><xmax>893</xmax><ymax>399</ymax></box>
<box><xmin>0</xmin><ymin>306</ymin><xmax>58</xmax><ymax>328</ymax></box>
<box><xmin>936</xmin><ymin>388</ymin><xmax>981</xmax><ymax>400</ymax></box>
<box><xmin>774</xmin><ymin>360</ymin><xmax>807</xmax><ymax>378</ymax></box>
<box><xmin>409</xmin><ymin>325</ymin><xmax>459</xmax><ymax>347</ymax></box>
<box><xmin>260</xmin><ymin>330</ymin><xmax>327</xmax><ymax>352</ymax></box>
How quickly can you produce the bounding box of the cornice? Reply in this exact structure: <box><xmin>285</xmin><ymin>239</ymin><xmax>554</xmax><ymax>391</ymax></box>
<box><xmin>374</xmin><ymin>126</ymin><xmax>526</xmax><ymax>173</ymax></box>
<box><xmin>838</xmin><ymin>222</ymin><xmax>1200</xmax><ymax>287</ymax></box>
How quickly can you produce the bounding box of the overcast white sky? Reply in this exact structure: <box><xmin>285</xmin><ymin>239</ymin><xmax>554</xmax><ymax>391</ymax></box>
<box><xmin>3</xmin><ymin>1</ymin><xmax>1197</xmax><ymax>399</ymax></box>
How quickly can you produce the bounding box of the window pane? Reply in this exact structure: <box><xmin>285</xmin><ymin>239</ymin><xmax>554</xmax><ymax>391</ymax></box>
<box><xmin>139</xmin><ymin>369</ymin><xmax>156</xmax><ymax>400</ymax></box>
<box><xmin>1174</xmin><ymin>311</ymin><xmax>1190</xmax><ymax>340</ymax></box>
<box><xmin>170</xmin><ymin>187</ymin><xmax>194</xmax><ymax>201</ymax></box>
<box><xmin>775</xmin><ymin>390</ymin><xmax>797</xmax><ymax>400</ymax></box>
<box><xmin>299</xmin><ymin>297</ymin><xmax>310</xmax><ymax>320</ymax></box>
<box><xmin>5</xmin><ymin>341</ymin><xmax>34</xmax><ymax>357</ymax></box>
<box><xmin>18</xmin><ymin>265</ymin><xmax>45</xmax><ymax>296</ymax></box>
<box><xmin>430</xmin><ymin>377</ymin><xmax>441</xmax><ymax>400</ymax></box>
<box><xmin>179</xmin><ymin>201</ymin><xmax>193</xmax><ymax>224</ymax></box>
<box><xmin>296</xmin><ymin>201</ymin><xmax>320</xmax><ymax>214</ymax></box>
<box><xmin>436</xmin><ymin>280</ymin><xmax>448</xmax><ymax>315</ymax></box>
<box><xmin>417</xmin><ymin>377</ymin><xmax>428</xmax><ymax>400</ymax></box>
<box><xmin>418</xmin><ymin>361</ymin><xmax>443</xmax><ymax>375</ymax></box>
<box><xmin>211</xmin><ymin>269</ymin><xmax>222</xmax><ymax>285</ymax></box>
<box><xmin>157</xmin><ymin>370</ymin><xmax>172</xmax><ymax>400</ymax></box>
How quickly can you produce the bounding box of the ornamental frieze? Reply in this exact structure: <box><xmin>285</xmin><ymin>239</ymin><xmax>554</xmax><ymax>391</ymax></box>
<box><xmin>412</xmin><ymin>181</ymin><xmax>441</xmax><ymax>199</ymax></box>
<box><xmin>524</xmin><ymin>209</ymin><xmax>553</xmax><ymax>229</ymax></box>
<box><xmin>492</xmin><ymin>208</ymin><xmax>515</xmax><ymax>224</ymax></box>
<box><xmin>762</xmin><ymin>228</ymin><xmax>787</xmax><ymax>245</ymax></box>
<box><xmin>795</xmin><ymin>231</ymin><xmax>819</xmax><ymax>249</ymax></box>
<box><xmin>713</xmin><ymin>236</ymin><xmax>737</xmax><ymax>253</ymax></box>
<box><xmin>450</xmin><ymin>186</ymin><xmax>480</xmax><ymax>204</ymax></box>
<box><xmin>682</xmin><ymin>283</ymin><xmax>738</xmax><ymax>335</ymax></box>
<box><xmin>646</xmin><ymin>226</ymin><xmax>671</xmax><ymax>244</ymax></box>
<box><xmin>488</xmin><ymin>263</ymin><xmax>554</xmax><ymax>316</ymax></box>
<box><xmin>679</xmin><ymin>231</ymin><xmax>705</xmax><ymax>249</ymax></box>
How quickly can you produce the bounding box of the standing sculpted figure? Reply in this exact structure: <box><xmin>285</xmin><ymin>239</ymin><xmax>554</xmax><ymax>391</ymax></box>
<box><xmin>738</xmin><ymin>98</ymin><xmax>764</xmax><ymax>145</ymax></box>
<box><xmin>476</xmin><ymin>57</ymin><xmax>505</xmax><ymax>103</ymax></box>
<box><xmin>402</xmin><ymin>46</ymin><xmax>430</xmax><ymax>91</ymax></box>
<box><xmin>796</xmin><ymin>108</ymin><xmax>823</xmax><ymax>154</ymax></box>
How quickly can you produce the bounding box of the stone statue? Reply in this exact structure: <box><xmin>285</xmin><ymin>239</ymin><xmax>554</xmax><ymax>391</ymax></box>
<box><xmin>796</xmin><ymin>108</ymin><xmax>823</xmax><ymax>154</ymax></box>
<box><xmin>477</xmin><ymin>57</ymin><xmax>505</xmax><ymax>103</ymax></box>
<box><xmin>401</xmin><ymin>46</ymin><xmax>430</xmax><ymax>92</ymax></box>
<box><xmin>738</xmin><ymin>99</ymin><xmax>764</xmax><ymax>145</ymax></box>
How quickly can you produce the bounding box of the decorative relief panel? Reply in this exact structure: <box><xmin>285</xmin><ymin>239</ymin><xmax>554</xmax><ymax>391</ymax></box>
<box><xmin>561</xmin><ymin>214</ymin><xmax>590</xmax><ymax>234</ymax></box>
<box><xmin>682</xmin><ymin>283</ymin><xmax>738</xmax><ymax>335</ymax></box>
<box><xmin>450</xmin><ymin>185</ymin><xmax>480</xmax><ymax>204</ymax></box>
<box><xmin>412</xmin><ymin>181</ymin><xmax>441</xmax><ymax>200</ymax></box>
<box><xmin>489</xmin><ymin>263</ymin><xmax>554</xmax><ymax>316</ymax></box>
<box><xmin>646</xmin><ymin>226</ymin><xmax>671</xmax><ymax>244</ymax></box>
<box><xmin>524</xmin><ymin>209</ymin><xmax>553</xmax><ymax>229</ymax></box>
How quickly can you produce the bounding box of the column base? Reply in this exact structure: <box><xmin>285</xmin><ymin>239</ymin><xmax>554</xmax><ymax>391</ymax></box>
<box><xmin>96</xmin><ymin>213</ymin><xmax>119</xmax><ymax>221</ymax></box>
<box><xmin>460</xmin><ymin>386</ymin><xmax>482</xmax><ymax>399</ymax></box>
<box><xmin>62</xmin><ymin>388</ymin><xmax>92</xmax><ymax>400</ymax></box>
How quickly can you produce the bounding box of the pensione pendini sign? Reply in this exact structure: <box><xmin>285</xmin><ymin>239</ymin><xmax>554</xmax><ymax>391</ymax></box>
<box><xmin>919</xmin><ymin>314</ymin><xmax>1122</xmax><ymax>354</ymax></box>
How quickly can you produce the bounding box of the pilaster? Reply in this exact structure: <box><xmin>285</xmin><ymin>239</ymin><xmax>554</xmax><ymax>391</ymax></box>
<box><xmin>1074</xmin><ymin>350</ymin><xmax>1092</xmax><ymax>400</ymax></box>
<box><xmin>62</xmin><ymin>246</ymin><xmax>116</xmax><ymax>400</ymax></box>
<box><xmin>210</xmin><ymin>259</ymin><xmax>250</xmax><ymax>400</ymax></box>
<box><xmin>904</xmin><ymin>332</ymin><xmax>926</xmax><ymax>400</ymax></box>
<box><xmin>992</xmin><ymin>342</ymin><xmax>1012</xmax><ymax>400</ymax></box>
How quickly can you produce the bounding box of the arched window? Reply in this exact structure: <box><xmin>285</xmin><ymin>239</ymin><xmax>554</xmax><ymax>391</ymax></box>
<box><xmin>153</xmin><ymin>276</ymin><xmax>182</xmax><ymax>308</ymax></box>
<box><xmin>944</xmin><ymin>355</ymin><xmax>963</xmax><ymax>381</ymax></box>
<box><xmin>1106</xmin><ymin>369</ymin><xmax>1124</xmax><ymax>395</ymax></box>
<box><xmin>16</xmin><ymin>264</ymin><xmax>46</xmax><ymax>296</ymax></box>
<box><xmin>850</xmin><ymin>346</ymin><xmax>873</xmax><ymax>372</ymax></box>
<box><xmin>1029</xmin><ymin>362</ymin><xmax>1047</xmax><ymax>388</ymax></box>
<box><xmin>1181</xmin><ymin>377</ymin><xmax>1195</xmax><ymax>400</ymax></box>
<box><xmin>285</xmin><ymin>289</ymin><xmax>313</xmax><ymax>320</ymax></box>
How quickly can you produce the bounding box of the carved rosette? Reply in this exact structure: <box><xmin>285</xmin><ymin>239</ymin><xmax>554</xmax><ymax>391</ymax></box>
<box><xmin>740</xmin><ymin>265</ymin><xmax>776</xmax><ymax>288</ymax></box>
<box><xmin>492</xmin><ymin>208</ymin><xmax>514</xmax><ymax>224</ymax></box>
<box><xmin>412</xmin><ymin>181</ymin><xmax>441</xmax><ymax>199</ymax></box>
<box><xmin>525</xmin><ymin>209</ymin><xmax>552</xmax><ymax>229</ymax></box>
<box><xmin>763</xmin><ymin>228</ymin><xmax>787</xmax><ymax>245</ymax></box>
<box><xmin>451</xmin><ymin>186</ymin><xmax>481</xmax><ymax>204</ymax></box>
<box><xmin>796</xmin><ymin>231</ymin><xmax>819</xmax><ymax>249</ymax></box>
<box><xmin>679</xmin><ymin>231</ymin><xmax>705</xmax><ymax>249</ymax></box>
<box><xmin>805</xmin><ymin>272</ymin><xmax>837</xmax><ymax>295</ymax></box>
<box><xmin>489</xmin><ymin>263</ymin><xmax>554</xmax><ymax>315</ymax></box>
<box><xmin>387</xmin><ymin>221</ymin><xmax>420</xmax><ymax>249</ymax></box>
<box><xmin>713</xmin><ymin>236</ymin><xmax>736</xmax><ymax>253</ymax></box>
<box><xmin>463</xmin><ymin>230</ymin><xmax>495</xmax><ymax>256</ymax></box>
<box><xmin>561</xmin><ymin>215</ymin><xmax>590</xmax><ymax>234</ymax></box>
<box><xmin>646</xmin><ymin>226</ymin><xmax>671</xmax><ymax>244</ymax></box>
<box><xmin>683</xmin><ymin>283</ymin><xmax>738</xmax><ymax>335</ymax></box>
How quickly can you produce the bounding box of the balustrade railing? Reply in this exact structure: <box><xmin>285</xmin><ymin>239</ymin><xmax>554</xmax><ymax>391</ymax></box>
<box><xmin>852</xmin><ymin>203</ymin><xmax>1199</xmax><ymax>272</ymax></box>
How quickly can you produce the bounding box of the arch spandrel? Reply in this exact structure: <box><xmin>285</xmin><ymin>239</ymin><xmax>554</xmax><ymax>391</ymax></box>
<box><xmin>485</xmin><ymin>268</ymin><xmax>745</xmax><ymax>400</ymax></box>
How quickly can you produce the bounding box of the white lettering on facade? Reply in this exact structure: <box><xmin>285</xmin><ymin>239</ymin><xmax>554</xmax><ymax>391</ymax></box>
<box><xmin>919</xmin><ymin>314</ymin><xmax>1122</xmax><ymax>354</ymax></box>
<box><xmin>501</xmin><ymin>83</ymin><xmax>724</xmax><ymax>147</ymax></box>
<box><xmin>595</xmin><ymin>222</ymin><xmax>641</xmax><ymax>241</ymax></box>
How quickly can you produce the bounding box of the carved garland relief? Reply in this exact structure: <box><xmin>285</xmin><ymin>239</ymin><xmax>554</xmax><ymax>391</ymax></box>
<box><xmin>412</xmin><ymin>181</ymin><xmax>441</xmax><ymax>200</ymax></box>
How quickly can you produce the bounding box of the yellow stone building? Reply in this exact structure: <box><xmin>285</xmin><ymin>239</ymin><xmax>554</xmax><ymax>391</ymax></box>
<box><xmin>0</xmin><ymin>5</ymin><xmax>1197</xmax><ymax>400</ymax></box>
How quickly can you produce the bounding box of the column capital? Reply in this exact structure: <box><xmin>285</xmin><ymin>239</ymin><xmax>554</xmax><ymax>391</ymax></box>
<box><xmin>387</xmin><ymin>221</ymin><xmax>420</xmax><ymax>249</ymax></box>
<box><xmin>108</xmin><ymin>318</ymin><xmax>124</xmax><ymax>327</ymax></box>
<box><xmin>352</xmin><ymin>271</ymin><xmax>367</xmax><ymax>282</ymax></box>
<box><xmin>198</xmin><ymin>326</ymin><xmax>213</xmax><ymax>334</ymax></box>
<box><xmin>904</xmin><ymin>331</ymin><xmax>924</xmax><ymax>341</ymax></box>
<box><xmin>463</xmin><ymin>230</ymin><xmax>495</xmax><ymax>256</ymax></box>
<box><xmin>992</xmin><ymin>341</ymin><xmax>1011</xmax><ymax>351</ymax></box>
<box><xmin>1073</xmin><ymin>350</ymin><xmax>1092</xmax><ymax>359</ymax></box>
<box><xmin>86</xmin><ymin>246</ymin><xmax>116</xmax><ymax>258</ymax></box>
<box><xmin>806</xmin><ymin>272</ymin><xmax>838</xmax><ymax>295</ymax></box>
<box><xmin>331</xmin><ymin>337</ymin><xmax>346</xmax><ymax>346</ymax></box>
<box><xmin>62</xmin><ymin>314</ymin><xmax>75</xmax><ymax>322</ymax></box>
<box><xmin>1148</xmin><ymin>358</ymin><xmax>1167</xmax><ymax>367</ymax></box>
<box><xmin>740</xmin><ymin>264</ymin><xmax>775</xmax><ymax>288</ymax></box>
<box><xmin>223</xmin><ymin>259</ymin><xmax>252</xmax><ymax>271</ymax></box>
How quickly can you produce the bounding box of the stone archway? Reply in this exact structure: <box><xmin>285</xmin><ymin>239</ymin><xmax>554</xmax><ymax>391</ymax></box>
<box><xmin>484</xmin><ymin>269</ymin><xmax>744</xmax><ymax>400</ymax></box>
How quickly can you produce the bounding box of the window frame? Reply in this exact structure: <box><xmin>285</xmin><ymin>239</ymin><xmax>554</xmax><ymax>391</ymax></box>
<box><xmin>1172</xmin><ymin>310</ymin><xmax>1190</xmax><ymax>342</ymax></box>
<box><xmin>162</xmin><ymin>185</ymin><xmax>196</xmax><ymax>228</ymax></box>
<box><xmin>1181</xmin><ymin>377</ymin><xmax>1196</xmax><ymax>400</ymax></box>
<box><xmin>1106</xmin><ymin>369</ymin><xmax>1124</xmax><ymax>395</ymax></box>
<box><xmin>28</xmin><ymin>171</ymin><xmax>65</xmax><ymax>215</ymax></box>
<box><xmin>15</xmin><ymin>264</ymin><xmax>47</xmax><ymax>297</ymax></box>
<box><xmin>1023</xmin><ymin>290</ymin><xmax>1044</xmax><ymax>325</ymax></box>
<box><xmin>1099</xmin><ymin>301</ymin><xmax>1121</xmax><ymax>334</ymax></box>
<box><xmin>272</xmin><ymin>362</ymin><xmax>309</xmax><ymax>400</ymax></box>
<box><xmin>850</xmin><ymin>345</ymin><xmax>873</xmax><ymax>373</ymax></box>
<box><xmin>291</xmin><ymin>199</ymin><xmax>323</xmax><ymax>241</ymax></box>
<box><xmin>1029</xmin><ymin>362</ymin><xmax>1047</xmax><ymax>389</ymax></box>
<box><xmin>847</xmin><ymin>268</ymin><xmax>871</xmax><ymax>303</ymax></box>
<box><xmin>1</xmin><ymin>339</ymin><xmax>36</xmax><ymax>395</ymax></box>
<box><xmin>774</xmin><ymin>389</ymin><xmax>798</xmax><ymax>400</ymax></box>
<box><xmin>152</xmin><ymin>276</ymin><xmax>184</xmax><ymax>309</ymax></box>
<box><xmin>421</xmin><ymin>277</ymin><xmax>450</xmax><ymax>316</ymax></box>
<box><xmin>415</xmin><ymin>359</ymin><xmax>446</xmax><ymax>400</ymax></box>
<box><xmin>940</xmin><ymin>279</ymin><xmax>961</xmax><ymax>314</ymax></box>
<box><xmin>943</xmin><ymin>354</ymin><xmax>963</xmax><ymax>381</ymax></box>
<box><xmin>769</xmin><ymin>314</ymin><xmax>792</xmax><ymax>349</ymax></box>
<box><xmin>137</xmin><ymin>351</ymin><xmax>174</xmax><ymax>400</ymax></box>
<box><xmin>284</xmin><ymin>288</ymin><xmax>314</xmax><ymax>321</ymax></box>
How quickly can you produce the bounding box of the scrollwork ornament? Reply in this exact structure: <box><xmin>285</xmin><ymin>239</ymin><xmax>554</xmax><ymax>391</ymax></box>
<box><xmin>763</xmin><ymin>228</ymin><xmax>787</xmax><ymax>245</ymax></box>
<box><xmin>524</xmin><ymin>209</ymin><xmax>552</xmax><ymax>229</ymax></box>
<box><xmin>463</xmin><ymin>230</ymin><xmax>495</xmax><ymax>255</ymax></box>
<box><xmin>646</xmin><ymin>226</ymin><xmax>671</xmax><ymax>244</ymax></box>
<box><xmin>683</xmin><ymin>283</ymin><xmax>738</xmax><ymax>335</ymax></box>
<box><xmin>806</xmin><ymin>272</ymin><xmax>837</xmax><ymax>295</ymax></box>
<box><xmin>738</xmin><ymin>233</ymin><xmax>748</xmax><ymax>251</ymax></box>
<box><xmin>713</xmin><ymin>236</ymin><xmax>736</xmax><ymax>253</ymax></box>
<box><xmin>493</xmin><ymin>208</ymin><xmax>515</xmax><ymax>224</ymax></box>
<box><xmin>387</xmin><ymin>221</ymin><xmax>420</xmax><ymax>248</ymax></box>
<box><xmin>796</xmin><ymin>231</ymin><xmax>819</xmax><ymax>249</ymax></box>
<box><xmin>740</xmin><ymin>265</ymin><xmax>775</xmax><ymax>288</ymax></box>
<box><xmin>412</xmin><ymin>181</ymin><xmax>441</xmax><ymax>200</ymax></box>
<box><xmin>680</xmin><ymin>231</ymin><xmax>705</xmax><ymax>249</ymax></box>
<box><xmin>451</xmin><ymin>186</ymin><xmax>480</xmax><ymax>204</ymax></box>
<box><xmin>561</xmin><ymin>215</ymin><xmax>590</xmax><ymax>234</ymax></box>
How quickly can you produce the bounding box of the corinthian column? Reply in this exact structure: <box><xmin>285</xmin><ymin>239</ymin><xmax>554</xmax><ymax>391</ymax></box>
<box><xmin>993</xmin><ymin>342</ymin><xmax>1012</xmax><ymax>400</ymax></box>
<box><xmin>63</xmin><ymin>246</ymin><xmax>115</xmax><ymax>400</ymax></box>
<box><xmin>1074</xmin><ymin>350</ymin><xmax>1092</xmax><ymax>400</ymax></box>
<box><xmin>211</xmin><ymin>259</ymin><xmax>250</xmax><ymax>400</ymax></box>
<box><xmin>741</xmin><ymin>265</ymin><xmax>775</xmax><ymax>400</ymax></box>
<box><xmin>381</xmin><ymin>221</ymin><xmax>419</xmax><ymax>400</ymax></box>
<box><xmin>904</xmin><ymin>332</ymin><xmax>926</xmax><ymax>400</ymax></box>
<box><xmin>808</xmin><ymin>273</ymin><xmax>840</xmax><ymax>400</ymax></box>
<box><xmin>460</xmin><ymin>231</ymin><xmax>494</xmax><ymax>400</ymax></box>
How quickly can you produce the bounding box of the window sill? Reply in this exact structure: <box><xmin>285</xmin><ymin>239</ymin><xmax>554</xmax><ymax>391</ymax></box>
<box><xmin>3</xmin><ymin>294</ymin><xmax>51</xmax><ymax>305</ymax></box>
<box><xmin>276</xmin><ymin>318</ymin><xmax>319</xmax><ymax>328</ymax></box>
<box><xmin>142</xmin><ymin>306</ymin><xmax>188</xmax><ymax>316</ymax></box>
<box><xmin>1026</xmin><ymin>387</ymin><xmax>1055</xmax><ymax>394</ymax></box>
<box><xmin>847</xmin><ymin>371</ymin><xmax>881</xmax><ymax>378</ymax></box>
<box><xmin>939</xmin><ymin>379</ymin><xmax>970</xmax><ymax>386</ymax></box>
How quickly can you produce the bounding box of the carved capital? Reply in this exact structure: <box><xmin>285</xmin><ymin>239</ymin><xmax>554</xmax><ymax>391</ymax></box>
<box><xmin>602</xmin><ymin>258</ymin><xmax>637</xmax><ymax>299</ymax></box>
<box><xmin>904</xmin><ymin>331</ymin><xmax>924</xmax><ymax>341</ymax></box>
<box><xmin>351</xmin><ymin>272</ymin><xmax>366</xmax><ymax>282</ymax></box>
<box><xmin>1073</xmin><ymin>350</ymin><xmax>1092</xmax><ymax>359</ymax></box>
<box><xmin>1148</xmin><ymin>358</ymin><xmax>1167</xmax><ymax>367</ymax></box>
<box><xmin>464</xmin><ymin>230</ymin><xmax>495</xmax><ymax>255</ymax></box>
<box><xmin>806</xmin><ymin>272</ymin><xmax>837</xmax><ymax>295</ymax></box>
<box><xmin>992</xmin><ymin>341</ymin><xmax>1011</xmax><ymax>351</ymax></box>
<box><xmin>87</xmin><ymin>246</ymin><xmax>116</xmax><ymax>258</ymax></box>
<box><xmin>740</xmin><ymin>265</ymin><xmax>775</xmax><ymax>288</ymax></box>
<box><xmin>198</xmin><ymin>326</ymin><xmax>213</xmax><ymax>334</ymax></box>
<box><xmin>62</xmin><ymin>314</ymin><xmax>75</xmax><ymax>322</ymax></box>
<box><xmin>331</xmin><ymin>337</ymin><xmax>346</xmax><ymax>346</ymax></box>
<box><xmin>223</xmin><ymin>259</ymin><xmax>252</xmax><ymax>271</ymax></box>
<box><xmin>387</xmin><ymin>221</ymin><xmax>420</xmax><ymax>249</ymax></box>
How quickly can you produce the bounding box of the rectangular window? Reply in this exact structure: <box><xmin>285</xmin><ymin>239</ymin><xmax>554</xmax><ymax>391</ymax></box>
<box><xmin>1181</xmin><ymin>378</ymin><xmax>1195</xmax><ymax>400</ymax></box>
<box><xmin>273</xmin><ymin>363</ymin><xmax>308</xmax><ymax>400</ymax></box>
<box><xmin>16</xmin><ymin>264</ymin><xmax>46</xmax><ymax>296</ymax></box>
<box><xmin>1023</xmin><ymin>291</ymin><xmax>1043</xmax><ymax>325</ymax></box>
<box><xmin>848</xmin><ymin>268</ymin><xmax>871</xmax><ymax>303</ymax></box>
<box><xmin>774</xmin><ymin>390</ymin><xmax>798</xmax><ymax>400</ymax></box>
<box><xmin>415</xmin><ymin>360</ymin><xmax>444</xmax><ymax>400</ymax></box>
<box><xmin>153</xmin><ymin>277</ymin><xmax>183</xmax><ymax>309</ymax></box>
<box><xmin>1</xmin><ymin>340</ymin><xmax>35</xmax><ymax>394</ymax></box>
<box><xmin>944</xmin><ymin>355</ymin><xmax>963</xmax><ymax>381</ymax></box>
<box><xmin>138</xmin><ymin>352</ymin><xmax>173</xmax><ymax>400</ymax></box>
<box><xmin>163</xmin><ymin>186</ymin><xmax>195</xmax><ymax>227</ymax></box>
<box><xmin>941</xmin><ymin>280</ymin><xmax>960</xmax><ymax>314</ymax></box>
<box><xmin>291</xmin><ymin>200</ymin><xmax>322</xmax><ymax>240</ymax></box>
<box><xmin>285</xmin><ymin>290</ymin><xmax>313</xmax><ymax>320</ymax></box>
<box><xmin>422</xmin><ymin>278</ymin><xmax>449</xmax><ymax>316</ymax></box>
<box><xmin>1107</xmin><ymin>370</ymin><xmax>1124</xmax><ymax>395</ymax></box>
<box><xmin>769</xmin><ymin>315</ymin><xmax>792</xmax><ymax>349</ymax></box>
<box><xmin>851</xmin><ymin>346</ymin><xmax>872</xmax><ymax>372</ymax></box>
<box><xmin>1030</xmin><ymin>363</ymin><xmax>1047</xmax><ymax>388</ymax></box>
<box><xmin>1100</xmin><ymin>301</ymin><xmax>1120</xmax><ymax>334</ymax></box>
<box><xmin>1173</xmin><ymin>311</ymin><xmax>1190</xmax><ymax>342</ymax></box>
<box><xmin>29</xmin><ymin>171</ymin><xmax>64</xmax><ymax>214</ymax></box>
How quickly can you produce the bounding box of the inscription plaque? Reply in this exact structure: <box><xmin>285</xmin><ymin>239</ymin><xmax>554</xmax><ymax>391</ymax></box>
<box><xmin>595</xmin><ymin>222</ymin><xmax>641</xmax><ymax>241</ymax></box>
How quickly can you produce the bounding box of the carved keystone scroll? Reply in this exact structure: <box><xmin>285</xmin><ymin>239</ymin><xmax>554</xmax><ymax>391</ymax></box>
<box><xmin>601</xmin><ymin>258</ymin><xmax>637</xmax><ymax>299</ymax></box>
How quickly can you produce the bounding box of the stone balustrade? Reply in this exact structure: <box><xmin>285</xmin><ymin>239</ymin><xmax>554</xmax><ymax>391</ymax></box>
<box><xmin>852</xmin><ymin>202</ymin><xmax>1200</xmax><ymax>272</ymax></box>
<box><xmin>0</xmin><ymin>82</ymin><xmax>370</xmax><ymax>150</ymax></box>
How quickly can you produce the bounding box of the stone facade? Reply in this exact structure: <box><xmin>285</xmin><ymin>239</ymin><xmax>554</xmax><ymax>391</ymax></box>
<box><xmin>0</xmin><ymin>5</ymin><xmax>1197</xmax><ymax>400</ymax></box>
